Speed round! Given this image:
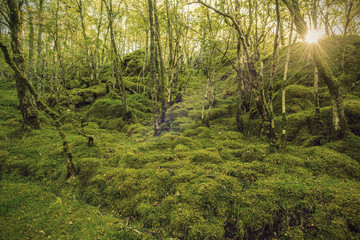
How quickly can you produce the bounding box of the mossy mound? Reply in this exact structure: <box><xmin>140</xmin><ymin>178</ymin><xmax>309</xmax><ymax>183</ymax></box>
<box><xmin>344</xmin><ymin>99</ymin><xmax>360</xmax><ymax>135</ymax></box>
<box><xmin>87</xmin><ymin>94</ymin><xmax>152</xmax><ymax>125</ymax></box>
<box><xmin>68</xmin><ymin>85</ymin><xmax>107</xmax><ymax>107</ymax></box>
<box><xmin>190</xmin><ymin>149</ymin><xmax>223</xmax><ymax>163</ymax></box>
<box><xmin>301</xmin><ymin>147</ymin><xmax>360</xmax><ymax>180</ymax></box>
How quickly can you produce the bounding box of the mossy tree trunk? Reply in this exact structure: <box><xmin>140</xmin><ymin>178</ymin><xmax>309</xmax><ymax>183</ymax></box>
<box><xmin>268</xmin><ymin>0</ymin><xmax>281</xmax><ymax>152</ymax></box>
<box><xmin>76</xmin><ymin>0</ymin><xmax>95</xmax><ymax>86</ymax></box>
<box><xmin>35</xmin><ymin>0</ymin><xmax>44</xmax><ymax>97</ymax></box>
<box><xmin>311</xmin><ymin>2</ymin><xmax>325</xmax><ymax>137</ymax></box>
<box><xmin>148</xmin><ymin>0</ymin><xmax>161</xmax><ymax>136</ymax></box>
<box><xmin>281</xmin><ymin>17</ymin><xmax>294</xmax><ymax>146</ymax></box>
<box><xmin>282</xmin><ymin>0</ymin><xmax>349</xmax><ymax>139</ymax></box>
<box><xmin>25</xmin><ymin>0</ymin><xmax>34</xmax><ymax>83</ymax></box>
<box><xmin>5</xmin><ymin>0</ymin><xmax>40</xmax><ymax>130</ymax></box>
<box><xmin>153</xmin><ymin>0</ymin><xmax>167</xmax><ymax>125</ymax></box>
<box><xmin>0</xmin><ymin>42</ymin><xmax>76</xmax><ymax>179</ymax></box>
<box><xmin>235</xmin><ymin>38</ymin><xmax>245</xmax><ymax>132</ymax></box>
<box><xmin>103</xmin><ymin>0</ymin><xmax>128</xmax><ymax>120</ymax></box>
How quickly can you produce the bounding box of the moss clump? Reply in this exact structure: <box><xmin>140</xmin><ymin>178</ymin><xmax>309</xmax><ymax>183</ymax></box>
<box><xmin>263</xmin><ymin>153</ymin><xmax>305</xmax><ymax>167</ymax></box>
<box><xmin>241</xmin><ymin>144</ymin><xmax>266</xmax><ymax>162</ymax></box>
<box><xmin>99</xmin><ymin>118</ymin><xmax>126</xmax><ymax>131</ymax></box>
<box><xmin>68</xmin><ymin>85</ymin><xmax>107</xmax><ymax>106</ymax></box>
<box><xmin>303</xmin><ymin>147</ymin><xmax>360</xmax><ymax>179</ymax></box>
<box><xmin>77</xmin><ymin>158</ymin><xmax>102</xmax><ymax>181</ymax></box>
<box><xmin>285</xmin><ymin>111</ymin><xmax>312</xmax><ymax>144</ymax></box>
<box><xmin>190</xmin><ymin>149</ymin><xmax>222</xmax><ymax>163</ymax></box>
<box><xmin>344</xmin><ymin>99</ymin><xmax>360</xmax><ymax>135</ymax></box>
<box><xmin>174</xmin><ymin>144</ymin><xmax>189</xmax><ymax>152</ymax></box>
<box><xmin>88</xmin><ymin>98</ymin><xmax>123</xmax><ymax>119</ymax></box>
<box><xmin>273</xmin><ymin>85</ymin><xmax>314</xmax><ymax>114</ymax></box>
<box><xmin>183</xmin><ymin>126</ymin><xmax>213</xmax><ymax>138</ymax></box>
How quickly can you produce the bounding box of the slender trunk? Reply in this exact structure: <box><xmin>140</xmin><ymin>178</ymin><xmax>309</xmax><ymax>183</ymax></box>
<box><xmin>77</xmin><ymin>0</ymin><xmax>94</xmax><ymax>86</ymax></box>
<box><xmin>104</xmin><ymin>0</ymin><xmax>127</xmax><ymax>120</ymax></box>
<box><xmin>36</xmin><ymin>0</ymin><xmax>44</xmax><ymax>96</ymax></box>
<box><xmin>166</xmin><ymin>0</ymin><xmax>174</xmax><ymax>105</ymax></box>
<box><xmin>312</xmin><ymin>0</ymin><xmax>324</xmax><ymax>136</ymax></box>
<box><xmin>343</xmin><ymin>1</ymin><xmax>353</xmax><ymax>42</ymax></box>
<box><xmin>281</xmin><ymin>17</ymin><xmax>294</xmax><ymax>146</ymax></box>
<box><xmin>95</xmin><ymin>0</ymin><xmax>103</xmax><ymax>84</ymax></box>
<box><xmin>267</xmin><ymin>0</ymin><xmax>281</xmax><ymax>152</ymax></box>
<box><xmin>25</xmin><ymin>0</ymin><xmax>34</xmax><ymax>83</ymax></box>
<box><xmin>154</xmin><ymin>0</ymin><xmax>167</xmax><ymax>124</ymax></box>
<box><xmin>6</xmin><ymin>0</ymin><xmax>40</xmax><ymax>129</ymax></box>
<box><xmin>325</xmin><ymin>0</ymin><xmax>330</xmax><ymax>36</ymax></box>
<box><xmin>236</xmin><ymin>38</ymin><xmax>245</xmax><ymax>132</ymax></box>
<box><xmin>148</xmin><ymin>0</ymin><xmax>161</xmax><ymax>136</ymax></box>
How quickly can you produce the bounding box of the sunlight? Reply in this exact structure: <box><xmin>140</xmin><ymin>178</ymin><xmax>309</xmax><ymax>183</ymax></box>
<box><xmin>305</xmin><ymin>29</ymin><xmax>324</xmax><ymax>44</ymax></box>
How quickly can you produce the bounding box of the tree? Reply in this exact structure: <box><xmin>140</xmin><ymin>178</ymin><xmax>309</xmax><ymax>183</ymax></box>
<box><xmin>1</xmin><ymin>0</ymin><xmax>40</xmax><ymax>130</ymax></box>
<box><xmin>103</xmin><ymin>0</ymin><xmax>128</xmax><ymax>120</ymax></box>
<box><xmin>197</xmin><ymin>0</ymin><xmax>278</xmax><ymax>151</ymax></box>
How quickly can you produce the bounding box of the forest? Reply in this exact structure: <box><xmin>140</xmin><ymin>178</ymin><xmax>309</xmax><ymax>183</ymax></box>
<box><xmin>0</xmin><ymin>0</ymin><xmax>360</xmax><ymax>239</ymax></box>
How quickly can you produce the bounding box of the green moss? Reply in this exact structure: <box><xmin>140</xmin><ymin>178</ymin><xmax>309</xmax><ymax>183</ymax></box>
<box><xmin>241</xmin><ymin>144</ymin><xmax>266</xmax><ymax>162</ymax></box>
<box><xmin>174</xmin><ymin>144</ymin><xmax>189</xmax><ymax>152</ymax></box>
<box><xmin>302</xmin><ymin>147</ymin><xmax>360</xmax><ymax>179</ymax></box>
<box><xmin>190</xmin><ymin>149</ymin><xmax>222</xmax><ymax>163</ymax></box>
<box><xmin>344</xmin><ymin>99</ymin><xmax>360</xmax><ymax>135</ymax></box>
<box><xmin>183</xmin><ymin>126</ymin><xmax>213</xmax><ymax>138</ymax></box>
<box><xmin>77</xmin><ymin>158</ymin><xmax>102</xmax><ymax>181</ymax></box>
<box><xmin>263</xmin><ymin>153</ymin><xmax>304</xmax><ymax>167</ymax></box>
<box><xmin>88</xmin><ymin>98</ymin><xmax>123</xmax><ymax>119</ymax></box>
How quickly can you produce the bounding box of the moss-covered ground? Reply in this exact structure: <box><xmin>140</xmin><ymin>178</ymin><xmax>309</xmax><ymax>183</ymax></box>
<box><xmin>1</xmin><ymin>36</ymin><xmax>360</xmax><ymax>239</ymax></box>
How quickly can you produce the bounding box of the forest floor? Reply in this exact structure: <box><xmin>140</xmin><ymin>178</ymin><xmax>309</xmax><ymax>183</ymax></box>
<box><xmin>1</xmin><ymin>37</ymin><xmax>360</xmax><ymax>239</ymax></box>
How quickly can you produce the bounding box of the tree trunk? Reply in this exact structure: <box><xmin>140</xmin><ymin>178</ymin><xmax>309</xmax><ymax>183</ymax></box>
<box><xmin>281</xmin><ymin>17</ymin><xmax>293</xmax><ymax>146</ymax></box>
<box><xmin>6</xmin><ymin>0</ymin><xmax>40</xmax><ymax>130</ymax></box>
<box><xmin>25</xmin><ymin>0</ymin><xmax>34</xmax><ymax>83</ymax></box>
<box><xmin>104</xmin><ymin>0</ymin><xmax>127</xmax><ymax>120</ymax></box>
<box><xmin>235</xmin><ymin>38</ymin><xmax>245</xmax><ymax>132</ymax></box>
<box><xmin>268</xmin><ymin>0</ymin><xmax>281</xmax><ymax>152</ymax></box>
<box><xmin>153</xmin><ymin>0</ymin><xmax>167</xmax><ymax>125</ymax></box>
<box><xmin>36</xmin><ymin>0</ymin><xmax>44</xmax><ymax>96</ymax></box>
<box><xmin>148</xmin><ymin>0</ymin><xmax>161</xmax><ymax>136</ymax></box>
<box><xmin>0</xmin><ymin>42</ymin><xmax>76</xmax><ymax>179</ymax></box>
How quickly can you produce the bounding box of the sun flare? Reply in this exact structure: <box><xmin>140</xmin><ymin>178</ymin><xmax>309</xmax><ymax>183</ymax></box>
<box><xmin>305</xmin><ymin>30</ymin><xmax>324</xmax><ymax>43</ymax></box>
